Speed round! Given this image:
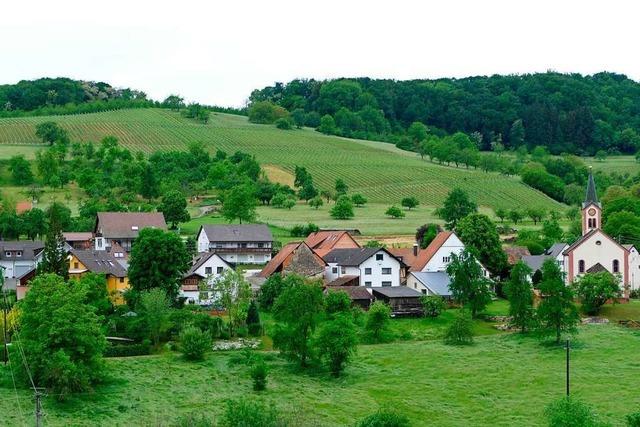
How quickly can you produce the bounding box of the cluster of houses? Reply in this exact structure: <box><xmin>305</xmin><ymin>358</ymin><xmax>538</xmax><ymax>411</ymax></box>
<box><xmin>1</xmin><ymin>172</ymin><xmax>638</xmax><ymax>312</ymax></box>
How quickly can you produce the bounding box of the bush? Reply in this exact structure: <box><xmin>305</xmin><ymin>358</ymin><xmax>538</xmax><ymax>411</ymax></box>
<box><xmin>631</xmin><ymin>289</ymin><xmax>640</xmax><ymax>299</ymax></box>
<box><xmin>104</xmin><ymin>342</ymin><xmax>151</xmax><ymax>357</ymax></box>
<box><xmin>247</xmin><ymin>300</ymin><xmax>262</xmax><ymax>336</ymax></box>
<box><xmin>356</xmin><ymin>409</ymin><xmax>411</xmax><ymax>427</ymax></box>
<box><xmin>290</xmin><ymin>223</ymin><xmax>320</xmax><ymax>237</ymax></box>
<box><xmin>171</xmin><ymin>413</ymin><xmax>214</xmax><ymax>427</ymax></box>
<box><xmin>365</xmin><ymin>302</ymin><xmax>392</xmax><ymax>343</ymax></box>
<box><xmin>420</xmin><ymin>295</ymin><xmax>446</xmax><ymax>318</ymax></box>
<box><xmin>180</xmin><ymin>326</ymin><xmax>212</xmax><ymax>361</ymax></box>
<box><xmin>627</xmin><ymin>411</ymin><xmax>640</xmax><ymax>427</ymax></box>
<box><xmin>275</xmin><ymin>117</ymin><xmax>293</xmax><ymax>130</ymax></box>
<box><xmin>220</xmin><ymin>398</ymin><xmax>287</xmax><ymax>427</ymax></box>
<box><xmin>444</xmin><ymin>310</ymin><xmax>474</xmax><ymax>345</ymax></box>
<box><xmin>250</xmin><ymin>355</ymin><xmax>269</xmax><ymax>391</ymax></box>
<box><xmin>545</xmin><ymin>397</ymin><xmax>603</xmax><ymax>427</ymax></box>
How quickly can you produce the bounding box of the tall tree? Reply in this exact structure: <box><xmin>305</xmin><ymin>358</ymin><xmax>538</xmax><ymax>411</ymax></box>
<box><xmin>536</xmin><ymin>259</ymin><xmax>579</xmax><ymax>344</ymax></box>
<box><xmin>446</xmin><ymin>249</ymin><xmax>492</xmax><ymax>318</ymax></box>
<box><xmin>38</xmin><ymin>207</ymin><xmax>68</xmax><ymax>280</ymax></box>
<box><xmin>505</xmin><ymin>261</ymin><xmax>534</xmax><ymax>333</ymax></box>
<box><xmin>139</xmin><ymin>288</ymin><xmax>172</xmax><ymax>346</ymax></box>
<box><xmin>456</xmin><ymin>214</ymin><xmax>507</xmax><ymax>275</ymax></box>
<box><xmin>435</xmin><ymin>188</ymin><xmax>477</xmax><ymax>229</ymax></box>
<box><xmin>158</xmin><ymin>190</ymin><xmax>190</xmax><ymax>229</ymax></box>
<box><xmin>221</xmin><ymin>184</ymin><xmax>257</xmax><ymax>224</ymax></box>
<box><xmin>8</xmin><ymin>155</ymin><xmax>33</xmax><ymax>185</ymax></box>
<box><xmin>573</xmin><ymin>272</ymin><xmax>621</xmax><ymax>315</ymax></box>
<box><xmin>139</xmin><ymin>163</ymin><xmax>160</xmax><ymax>200</ymax></box>
<box><xmin>213</xmin><ymin>269</ymin><xmax>253</xmax><ymax>336</ymax></box>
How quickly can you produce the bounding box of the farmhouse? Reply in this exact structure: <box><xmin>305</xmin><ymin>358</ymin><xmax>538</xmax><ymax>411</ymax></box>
<box><xmin>68</xmin><ymin>249</ymin><xmax>129</xmax><ymax>304</ymax></box>
<box><xmin>63</xmin><ymin>232</ymin><xmax>94</xmax><ymax>250</ymax></box>
<box><xmin>407</xmin><ymin>271</ymin><xmax>453</xmax><ymax>299</ymax></box>
<box><xmin>304</xmin><ymin>230</ymin><xmax>360</xmax><ymax>257</ymax></box>
<box><xmin>562</xmin><ymin>172</ymin><xmax>633</xmax><ymax>296</ymax></box>
<box><xmin>372</xmin><ymin>287</ymin><xmax>424</xmax><ymax>317</ymax></box>
<box><xmin>0</xmin><ymin>240</ymin><xmax>44</xmax><ymax>290</ymax></box>
<box><xmin>94</xmin><ymin>212</ymin><xmax>167</xmax><ymax>252</ymax></box>
<box><xmin>196</xmin><ymin>224</ymin><xmax>273</xmax><ymax>265</ymax></box>
<box><xmin>259</xmin><ymin>241</ymin><xmax>326</xmax><ymax>279</ymax></box>
<box><xmin>181</xmin><ymin>252</ymin><xmax>232</xmax><ymax>305</ymax></box>
<box><xmin>323</xmin><ymin>247</ymin><xmax>404</xmax><ymax>288</ymax></box>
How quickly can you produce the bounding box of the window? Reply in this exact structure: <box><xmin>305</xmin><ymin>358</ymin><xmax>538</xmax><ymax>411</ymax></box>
<box><xmin>421</xmin><ymin>289</ymin><xmax>427</xmax><ymax>295</ymax></box>
<box><xmin>217</xmin><ymin>267</ymin><xmax>224</xmax><ymax>274</ymax></box>
<box><xmin>241</xmin><ymin>243</ymin><xmax>247</xmax><ymax>248</ymax></box>
<box><xmin>578</xmin><ymin>260</ymin><xmax>585</xmax><ymax>273</ymax></box>
<box><xmin>205</xmin><ymin>267</ymin><xmax>212</xmax><ymax>274</ymax></box>
<box><xmin>341</xmin><ymin>266</ymin><xmax>346</xmax><ymax>274</ymax></box>
<box><xmin>365</xmin><ymin>281</ymin><xmax>372</xmax><ymax>287</ymax></box>
<box><xmin>119</xmin><ymin>277</ymin><xmax>125</xmax><ymax>283</ymax></box>
<box><xmin>376</xmin><ymin>253</ymin><xmax>383</xmax><ymax>261</ymax></box>
<box><xmin>73</xmin><ymin>262</ymin><xmax>79</xmax><ymax>269</ymax></box>
<box><xmin>613</xmin><ymin>260</ymin><xmax>619</xmax><ymax>273</ymax></box>
<box><xmin>382</xmin><ymin>268</ymin><xmax>392</xmax><ymax>275</ymax></box>
<box><xmin>16</xmin><ymin>251</ymin><xmax>22</xmax><ymax>257</ymax></box>
<box><xmin>365</xmin><ymin>268</ymin><xmax>372</xmax><ymax>275</ymax></box>
<box><xmin>4</xmin><ymin>252</ymin><xmax>10</xmax><ymax>257</ymax></box>
<box><xmin>258</xmin><ymin>243</ymin><xmax>264</xmax><ymax>248</ymax></box>
<box><xmin>381</xmin><ymin>281</ymin><xmax>392</xmax><ymax>287</ymax></box>
<box><xmin>442</xmin><ymin>256</ymin><xmax>451</xmax><ymax>263</ymax></box>
<box><xmin>332</xmin><ymin>267</ymin><xmax>338</xmax><ymax>274</ymax></box>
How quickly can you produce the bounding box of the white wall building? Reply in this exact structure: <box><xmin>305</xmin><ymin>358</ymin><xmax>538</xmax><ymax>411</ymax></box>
<box><xmin>181</xmin><ymin>252</ymin><xmax>232</xmax><ymax>305</ymax></box>
<box><xmin>197</xmin><ymin>224</ymin><xmax>273</xmax><ymax>265</ymax></box>
<box><xmin>0</xmin><ymin>241</ymin><xmax>44</xmax><ymax>289</ymax></box>
<box><xmin>323</xmin><ymin>248</ymin><xmax>404</xmax><ymax>289</ymax></box>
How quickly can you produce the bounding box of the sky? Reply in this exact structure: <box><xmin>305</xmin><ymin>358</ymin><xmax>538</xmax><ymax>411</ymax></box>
<box><xmin>2</xmin><ymin>0</ymin><xmax>639</xmax><ymax>107</ymax></box>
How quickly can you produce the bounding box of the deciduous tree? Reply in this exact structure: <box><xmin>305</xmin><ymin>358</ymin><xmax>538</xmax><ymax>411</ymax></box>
<box><xmin>446</xmin><ymin>249</ymin><xmax>492</xmax><ymax>317</ymax></box>
<box><xmin>536</xmin><ymin>259</ymin><xmax>579</xmax><ymax>344</ymax></box>
<box><xmin>435</xmin><ymin>188</ymin><xmax>477</xmax><ymax>229</ymax></box>
<box><xmin>573</xmin><ymin>272</ymin><xmax>621</xmax><ymax>315</ymax></box>
<box><xmin>505</xmin><ymin>261</ymin><xmax>534</xmax><ymax>332</ymax></box>
<box><xmin>158</xmin><ymin>190</ymin><xmax>190</xmax><ymax>228</ymax></box>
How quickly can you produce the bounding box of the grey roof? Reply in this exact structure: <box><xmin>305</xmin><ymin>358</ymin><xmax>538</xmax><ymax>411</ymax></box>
<box><xmin>372</xmin><ymin>286</ymin><xmax>423</xmax><ymax>298</ymax></box>
<box><xmin>545</xmin><ymin>243</ymin><xmax>568</xmax><ymax>258</ymax></box>
<box><xmin>0</xmin><ymin>241</ymin><xmax>44</xmax><ymax>261</ymax></box>
<box><xmin>583</xmin><ymin>171</ymin><xmax>600</xmax><ymax>208</ymax></box>
<box><xmin>521</xmin><ymin>255</ymin><xmax>546</xmax><ymax>272</ymax></box>
<box><xmin>326</xmin><ymin>286</ymin><xmax>373</xmax><ymax>300</ymax></box>
<box><xmin>323</xmin><ymin>247</ymin><xmax>404</xmax><ymax>267</ymax></box>
<box><xmin>200</xmin><ymin>224</ymin><xmax>272</xmax><ymax>242</ymax></box>
<box><xmin>72</xmin><ymin>249</ymin><xmax>127</xmax><ymax>278</ymax></box>
<box><xmin>410</xmin><ymin>271</ymin><xmax>452</xmax><ymax>296</ymax></box>
<box><xmin>184</xmin><ymin>252</ymin><xmax>230</xmax><ymax>278</ymax></box>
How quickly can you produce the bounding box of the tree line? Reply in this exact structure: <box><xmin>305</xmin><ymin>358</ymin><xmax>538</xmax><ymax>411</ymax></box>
<box><xmin>249</xmin><ymin>72</ymin><xmax>640</xmax><ymax>155</ymax></box>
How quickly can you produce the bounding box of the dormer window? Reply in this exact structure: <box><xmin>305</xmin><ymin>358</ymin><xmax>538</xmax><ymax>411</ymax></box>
<box><xmin>131</xmin><ymin>226</ymin><xmax>139</xmax><ymax>231</ymax></box>
<box><xmin>4</xmin><ymin>251</ymin><xmax>11</xmax><ymax>257</ymax></box>
<box><xmin>16</xmin><ymin>251</ymin><xmax>22</xmax><ymax>257</ymax></box>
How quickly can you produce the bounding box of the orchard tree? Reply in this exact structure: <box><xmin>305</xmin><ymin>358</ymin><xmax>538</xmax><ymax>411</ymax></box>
<box><xmin>272</xmin><ymin>278</ymin><xmax>325</xmax><ymax>367</ymax></box>
<box><xmin>19</xmin><ymin>274</ymin><xmax>106</xmax><ymax>399</ymax></box>
<box><xmin>456</xmin><ymin>214</ymin><xmax>507</xmax><ymax>276</ymax></box>
<box><xmin>159</xmin><ymin>190</ymin><xmax>190</xmax><ymax>228</ymax></box>
<box><xmin>330</xmin><ymin>195</ymin><xmax>354</xmax><ymax>220</ymax></box>
<box><xmin>222</xmin><ymin>183</ymin><xmax>257</xmax><ymax>224</ymax></box>
<box><xmin>298</xmin><ymin>179</ymin><xmax>318</xmax><ymax>202</ymax></box>
<box><xmin>213</xmin><ymin>269</ymin><xmax>253</xmax><ymax>336</ymax></box>
<box><xmin>401</xmin><ymin>196</ymin><xmax>419</xmax><ymax>210</ymax></box>
<box><xmin>351</xmin><ymin>193</ymin><xmax>367</xmax><ymax>207</ymax></box>
<box><xmin>315</xmin><ymin>314</ymin><xmax>358</xmax><ymax>377</ymax></box>
<box><xmin>494</xmin><ymin>208</ymin><xmax>507</xmax><ymax>223</ymax></box>
<box><xmin>536</xmin><ymin>259</ymin><xmax>579</xmax><ymax>344</ymax></box>
<box><xmin>446</xmin><ymin>249</ymin><xmax>492</xmax><ymax>317</ymax></box>
<box><xmin>35</xmin><ymin>121</ymin><xmax>68</xmax><ymax>145</ymax></box>
<box><xmin>435</xmin><ymin>188</ymin><xmax>477</xmax><ymax>229</ymax></box>
<box><xmin>508</xmin><ymin>209</ymin><xmax>524</xmax><ymax>224</ymax></box>
<box><xmin>573</xmin><ymin>272</ymin><xmax>621</xmax><ymax>315</ymax></box>
<box><xmin>20</xmin><ymin>208</ymin><xmax>46</xmax><ymax>240</ymax></box>
<box><xmin>128</xmin><ymin>228</ymin><xmax>190</xmax><ymax>306</ymax></box>
<box><xmin>526</xmin><ymin>208</ymin><xmax>546</xmax><ymax>225</ymax></box>
<box><xmin>309</xmin><ymin>196</ymin><xmax>324</xmax><ymax>209</ymax></box>
<box><xmin>505</xmin><ymin>261</ymin><xmax>534</xmax><ymax>332</ymax></box>
<box><xmin>162</xmin><ymin>94</ymin><xmax>185</xmax><ymax>111</ymax></box>
<box><xmin>8</xmin><ymin>155</ymin><xmax>33</xmax><ymax>185</ymax></box>
<box><xmin>385</xmin><ymin>205</ymin><xmax>405</xmax><ymax>219</ymax></box>
<box><xmin>335</xmin><ymin>178</ymin><xmax>348</xmax><ymax>196</ymax></box>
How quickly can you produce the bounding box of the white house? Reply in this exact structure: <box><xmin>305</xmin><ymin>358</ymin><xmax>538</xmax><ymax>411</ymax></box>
<box><xmin>196</xmin><ymin>224</ymin><xmax>273</xmax><ymax>265</ymax></box>
<box><xmin>323</xmin><ymin>248</ymin><xmax>404</xmax><ymax>289</ymax></box>
<box><xmin>94</xmin><ymin>212</ymin><xmax>167</xmax><ymax>252</ymax></box>
<box><xmin>0</xmin><ymin>241</ymin><xmax>44</xmax><ymax>289</ymax></box>
<box><xmin>625</xmin><ymin>245</ymin><xmax>639</xmax><ymax>291</ymax></box>
<box><xmin>562</xmin><ymin>171</ymin><xmax>632</xmax><ymax>296</ymax></box>
<box><xmin>407</xmin><ymin>271</ymin><xmax>453</xmax><ymax>298</ymax></box>
<box><xmin>181</xmin><ymin>252</ymin><xmax>232</xmax><ymax>305</ymax></box>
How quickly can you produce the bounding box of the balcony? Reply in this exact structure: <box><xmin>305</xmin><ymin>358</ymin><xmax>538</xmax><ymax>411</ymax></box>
<box><xmin>209</xmin><ymin>246</ymin><xmax>272</xmax><ymax>254</ymax></box>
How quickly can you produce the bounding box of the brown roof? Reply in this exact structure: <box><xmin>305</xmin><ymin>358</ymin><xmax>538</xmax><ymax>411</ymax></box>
<box><xmin>259</xmin><ymin>242</ymin><xmax>326</xmax><ymax>278</ymax></box>
<box><xmin>71</xmin><ymin>249</ymin><xmax>127</xmax><ymax>278</ymax></box>
<box><xmin>388</xmin><ymin>247</ymin><xmax>419</xmax><ymax>269</ymax></box>
<box><xmin>326</xmin><ymin>275</ymin><xmax>360</xmax><ymax>287</ymax></box>
<box><xmin>63</xmin><ymin>232</ymin><xmax>93</xmax><ymax>242</ymax></box>
<box><xmin>304</xmin><ymin>231</ymin><xmax>359</xmax><ymax>257</ymax></box>
<box><xmin>405</xmin><ymin>231</ymin><xmax>453</xmax><ymax>271</ymax></box>
<box><xmin>505</xmin><ymin>246</ymin><xmax>531</xmax><ymax>265</ymax></box>
<box><xmin>586</xmin><ymin>263</ymin><xmax>607</xmax><ymax>273</ymax></box>
<box><xmin>259</xmin><ymin>242</ymin><xmax>300</xmax><ymax>277</ymax></box>
<box><xmin>95</xmin><ymin>212</ymin><xmax>167</xmax><ymax>238</ymax></box>
<box><xmin>326</xmin><ymin>285</ymin><xmax>373</xmax><ymax>301</ymax></box>
<box><xmin>15</xmin><ymin>201</ymin><xmax>32</xmax><ymax>214</ymax></box>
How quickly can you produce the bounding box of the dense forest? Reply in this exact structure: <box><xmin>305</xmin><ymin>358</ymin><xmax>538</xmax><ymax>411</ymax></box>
<box><xmin>249</xmin><ymin>72</ymin><xmax>640</xmax><ymax>155</ymax></box>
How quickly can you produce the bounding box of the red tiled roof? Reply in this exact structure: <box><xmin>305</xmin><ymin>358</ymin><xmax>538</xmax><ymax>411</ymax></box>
<box><xmin>304</xmin><ymin>231</ymin><xmax>359</xmax><ymax>257</ymax></box>
<box><xmin>15</xmin><ymin>201</ymin><xmax>32</xmax><ymax>214</ymax></box>
<box><xmin>505</xmin><ymin>246</ymin><xmax>531</xmax><ymax>265</ymax></box>
<box><xmin>410</xmin><ymin>231</ymin><xmax>453</xmax><ymax>271</ymax></box>
<box><xmin>259</xmin><ymin>242</ymin><xmax>300</xmax><ymax>277</ymax></box>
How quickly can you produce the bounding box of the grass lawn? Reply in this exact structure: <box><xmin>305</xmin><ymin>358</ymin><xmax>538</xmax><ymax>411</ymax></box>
<box><xmin>2</xmin><ymin>322</ymin><xmax>639</xmax><ymax>426</ymax></box>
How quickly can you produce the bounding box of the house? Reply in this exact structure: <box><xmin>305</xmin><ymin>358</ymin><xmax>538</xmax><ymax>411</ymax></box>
<box><xmin>407</xmin><ymin>271</ymin><xmax>453</xmax><ymax>299</ymax></box>
<box><xmin>505</xmin><ymin>246</ymin><xmax>531</xmax><ymax>265</ymax></box>
<box><xmin>562</xmin><ymin>171</ymin><xmax>632</xmax><ymax>296</ymax></box>
<box><xmin>94</xmin><ymin>212</ymin><xmax>167</xmax><ymax>252</ymax></box>
<box><xmin>304</xmin><ymin>230</ymin><xmax>360</xmax><ymax>257</ymax></box>
<box><xmin>68</xmin><ymin>249</ymin><xmax>129</xmax><ymax>304</ymax></box>
<box><xmin>371</xmin><ymin>287</ymin><xmax>424</xmax><ymax>317</ymax></box>
<box><xmin>522</xmin><ymin>243</ymin><xmax>568</xmax><ymax>278</ymax></box>
<box><xmin>196</xmin><ymin>224</ymin><xmax>273</xmax><ymax>264</ymax></box>
<box><xmin>326</xmin><ymin>286</ymin><xmax>373</xmax><ymax>310</ymax></box>
<box><xmin>323</xmin><ymin>247</ymin><xmax>405</xmax><ymax>288</ymax></box>
<box><xmin>181</xmin><ymin>252</ymin><xmax>233</xmax><ymax>305</ymax></box>
<box><xmin>259</xmin><ymin>242</ymin><xmax>326</xmax><ymax>279</ymax></box>
<box><xmin>0</xmin><ymin>241</ymin><xmax>44</xmax><ymax>290</ymax></box>
<box><xmin>624</xmin><ymin>245</ymin><xmax>639</xmax><ymax>291</ymax></box>
<box><xmin>63</xmin><ymin>232</ymin><xmax>94</xmax><ymax>250</ymax></box>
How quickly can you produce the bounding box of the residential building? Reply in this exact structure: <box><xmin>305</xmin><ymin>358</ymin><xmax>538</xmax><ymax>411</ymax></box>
<box><xmin>562</xmin><ymin>171</ymin><xmax>632</xmax><ymax>296</ymax></box>
<box><xmin>323</xmin><ymin>247</ymin><xmax>404</xmax><ymax>288</ymax></box>
<box><xmin>181</xmin><ymin>252</ymin><xmax>232</xmax><ymax>305</ymax></box>
<box><xmin>407</xmin><ymin>271</ymin><xmax>453</xmax><ymax>299</ymax></box>
<box><xmin>63</xmin><ymin>232</ymin><xmax>94</xmax><ymax>250</ymax></box>
<box><xmin>522</xmin><ymin>243</ymin><xmax>569</xmax><ymax>278</ymax></box>
<box><xmin>94</xmin><ymin>212</ymin><xmax>167</xmax><ymax>252</ymax></box>
<box><xmin>259</xmin><ymin>242</ymin><xmax>326</xmax><ymax>279</ymax></box>
<box><xmin>68</xmin><ymin>249</ymin><xmax>129</xmax><ymax>304</ymax></box>
<box><xmin>0</xmin><ymin>241</ymin><xmax>44</xmax><ymax>290</ymax></box>
<box><xmin>196</xmin><ymin>224</ymin><xmax>273</xmax><ymax>264</ymax></box>
<box><xmin>304</xmin><ymin>230</ymin><xmax>360</xmax><ymax>257</ymax></box>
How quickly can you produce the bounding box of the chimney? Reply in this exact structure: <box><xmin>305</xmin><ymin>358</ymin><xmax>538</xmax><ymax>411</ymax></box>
<box><xmin>413</xmin><ymin>243</ymin><xmax>418</xmax><ymax>257</ymax></box>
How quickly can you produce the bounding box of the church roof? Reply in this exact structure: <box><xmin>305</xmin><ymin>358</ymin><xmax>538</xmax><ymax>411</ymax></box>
<box><xmin>586</xmin><ymin>263</ymin><xmax>607</xmax><ymax>274</ymax></box>
<box><xmin>583</xmin><ymin>170</ymin><xmax>600</xmax><ymax>208</ymax></box>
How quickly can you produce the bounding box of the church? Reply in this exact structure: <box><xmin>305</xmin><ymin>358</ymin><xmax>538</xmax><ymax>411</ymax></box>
<box><xmin>562</xmin><ymin>171</ymin><xmax>639</xmax><ymax>297</ymax></box>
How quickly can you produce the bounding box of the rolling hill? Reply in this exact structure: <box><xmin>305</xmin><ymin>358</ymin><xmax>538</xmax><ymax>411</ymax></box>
<box><xmin>0</xmin><ymin>108</ymin><xmax>563</xmax><ymax>210</ymax></box>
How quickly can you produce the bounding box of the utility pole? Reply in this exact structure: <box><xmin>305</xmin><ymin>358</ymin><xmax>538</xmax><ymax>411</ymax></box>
<box><xmin>566</xmin><ymin>339</ymin><xmax>570</xmax><ymax>397</ymax></box>
<box><xmin>35</xmin><ymin>388</ymin><xmax>44</xmax><ymax>427</ymax></box>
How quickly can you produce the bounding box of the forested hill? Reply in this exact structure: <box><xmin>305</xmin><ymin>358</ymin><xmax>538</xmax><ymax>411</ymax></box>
<box><xmin>249</xmin><ymin>72</ymin><xmax>640</xmax><ymax>155</ymax></box>
<box><xmin>0</xmin><ymin>77</ymin><xmax>150</xmax><ymax>117</ymax></box>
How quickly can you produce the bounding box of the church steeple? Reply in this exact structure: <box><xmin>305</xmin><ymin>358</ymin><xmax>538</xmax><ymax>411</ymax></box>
<box><xmin>581</xmin><ymin>167</ymin><xmax>601</xmax><ymax>235</ymax></box>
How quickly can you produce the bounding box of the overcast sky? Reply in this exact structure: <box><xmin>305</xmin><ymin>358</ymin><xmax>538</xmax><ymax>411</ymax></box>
<box><xmin>2</xmin><ymin>0</ymin><xmax>639</xmax><ymax>107</ymax></box>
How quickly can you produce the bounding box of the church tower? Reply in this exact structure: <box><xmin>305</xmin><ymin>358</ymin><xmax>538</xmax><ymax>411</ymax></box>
<box><xmin>582</xmin><ymin>168</ymin><xmax>601</xmax><ymax>235</ymax></box>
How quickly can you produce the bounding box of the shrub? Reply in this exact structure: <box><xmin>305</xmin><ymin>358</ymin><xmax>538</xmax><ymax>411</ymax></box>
<box><xmin>247</xmin><ymin>300</ymin><xmax>262</xmax><ymax>336</ymax></box>
<box><xmin>220</xmin><ymin>398</ymin><xmax>286</xmax><ymax>427</ymax></box>
<box><xmin>250</xmin><ymin>355</ymin><xmax>269</xmax><ymax>391</ymax></box>
<box><xmin>180</xmin><ymin>326</ymin><xmax>212</xmax><ymax>361</ymax></box>
<box><xmin>444</xmin><ymin>310</ymin><xmax>474</xmax><ymax>345</ymax></box>
<box><xmin>545</xmin><ymin>397</ymin><xmax>602</xmax><ymax>427</ymax></box>
<box><xmin>365</xmin><ymin>301</ymin><xmax>392</xmax><ymax>343</ymax></box>
<box><xmin>420</xmin><ymin>295</ymin><xmax>446</xmax><ymax>318</ymax></box>
<box><xmin>290</xmin><ymin>223</ymin><xmax>320</xmax><ymax>237</ymax></box>
<box><xmin>356</xmin><ymin>409</ymin><xmax>411</xmax><ymax>427</ymax></box>
<box><xmin>104</xmin><ymin>342</ymin><xmax>151</xmax><ymax>357</ymax></box>
<box><xmin>627</xmin><ymin>411</ymin><xmax>640</xmax><ymax>427</ymax></box>
<box><xmin>631</xmin><ymin>289</ymin><xmax>640</xmax><ymax>299</ymax></box>
<box><xmin>275</xmin><ymin>118</ymin><xmax>293</xmax><ymax>130</ymax></box>
<box><xmin>171</xmin><ymin>413</ymin><xmax>214</xmax><ymax>427</ymax></box>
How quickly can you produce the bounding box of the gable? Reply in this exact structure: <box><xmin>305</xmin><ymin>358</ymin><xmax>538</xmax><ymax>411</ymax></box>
<box><xmin>283</xmin><ymin>243</ymin><xmax>326</xmax><ymax>276</ymax></box>
<box><xmin>564</xmin><ymin>229</ymin><xmax>628</xmax><ymax>256</ymax></box>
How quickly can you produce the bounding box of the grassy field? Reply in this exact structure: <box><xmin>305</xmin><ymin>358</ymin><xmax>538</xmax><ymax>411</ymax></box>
<box><xmin>2</xmin><ymin>318</ymin><xmax>639</xmax><ymax>426</ymax></box>
<box><xmin>0</xmin><ymin>108</ymin><xmax>564</xmax><ymax>210</ymax></box>
<box><xmin>585</xmin><ymin>156</ymin><xmax>639</xmax><ymax>175</ymax></box>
